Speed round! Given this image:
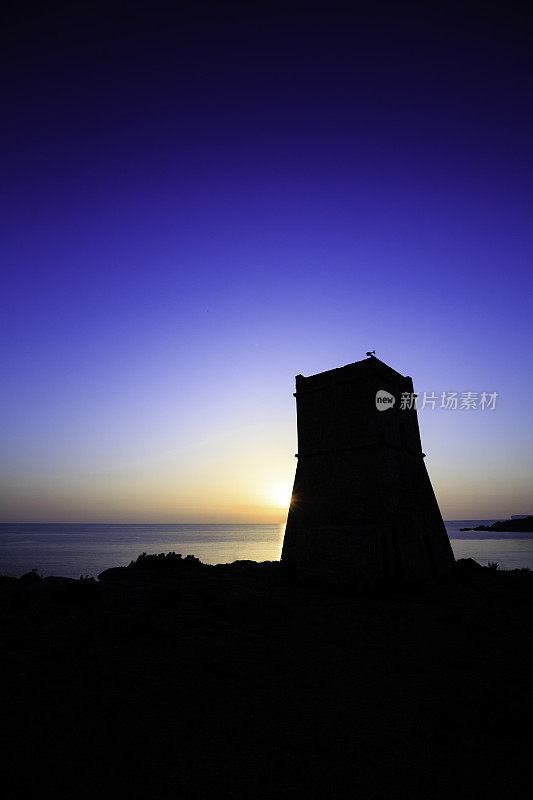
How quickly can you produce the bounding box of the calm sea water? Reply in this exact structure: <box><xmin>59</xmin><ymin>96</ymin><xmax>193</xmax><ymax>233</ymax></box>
<box><xmin>0</xmin><ymin>521</ymin><xmax>532</xmax><ymax>579</ymax></box>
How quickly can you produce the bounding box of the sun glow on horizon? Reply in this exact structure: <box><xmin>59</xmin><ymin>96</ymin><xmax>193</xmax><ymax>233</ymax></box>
<box><xmin>265</xmin><ymin>481</ymin><xmax>293</xmax><ymax>510</ymax></box>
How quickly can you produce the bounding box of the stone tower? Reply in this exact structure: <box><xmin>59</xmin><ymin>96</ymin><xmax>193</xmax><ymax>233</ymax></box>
<box><xmin>281</xmin><ymin>356</ymin><xmax>455</xmax><ymax>585</ymax></box>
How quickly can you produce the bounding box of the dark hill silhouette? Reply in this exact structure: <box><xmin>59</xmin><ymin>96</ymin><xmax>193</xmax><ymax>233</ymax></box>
<box><xmin>460</xmin><ymin>515</ymin><xmax>533</xmax><ymax>532</ymax></box>
<box><xmin>0</xmin><ymin>555</ymin><xmax>531</xmax><ymax>798</ymax></box>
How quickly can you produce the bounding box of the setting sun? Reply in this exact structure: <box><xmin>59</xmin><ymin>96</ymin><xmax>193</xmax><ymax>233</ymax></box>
<box><xmin>266</xmin><ymin>481</ymin><xmax>293</xmax><ymax>509</ymax></box>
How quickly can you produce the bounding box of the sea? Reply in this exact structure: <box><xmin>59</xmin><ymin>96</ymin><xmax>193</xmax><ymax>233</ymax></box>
<box><xmin>0</xmin><ymin>520</ymin><xmax>532</xmax><ymax>579</ymax></box>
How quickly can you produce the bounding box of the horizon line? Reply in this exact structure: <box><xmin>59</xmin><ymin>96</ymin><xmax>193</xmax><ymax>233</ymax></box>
<box><xmin>0</xmin><ymin>518</ymin><xmax>507</xmax><ymax>525</ymax></box>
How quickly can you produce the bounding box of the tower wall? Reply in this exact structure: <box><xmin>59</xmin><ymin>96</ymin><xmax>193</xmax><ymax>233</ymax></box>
<box><xmin>281</xmin><ymin>358</ymin><xmax>455</xmax><ymax>585</ymax></box>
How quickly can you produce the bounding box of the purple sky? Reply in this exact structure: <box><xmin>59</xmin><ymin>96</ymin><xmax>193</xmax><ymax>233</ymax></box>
<box><xmin>1</xmin><ymin>2</ymin><xmax>532</xmax><ymax>521</ymax></box>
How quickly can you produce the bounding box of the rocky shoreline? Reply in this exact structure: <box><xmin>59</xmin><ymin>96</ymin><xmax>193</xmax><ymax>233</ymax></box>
<box><xmin>1</xmin><ymin>554</ymin><xmax>532</xmax><ymax>798</ymax></box>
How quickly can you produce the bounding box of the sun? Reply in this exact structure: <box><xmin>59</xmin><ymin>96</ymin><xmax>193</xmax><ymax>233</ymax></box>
<box><xmin>266</xmin><ymin>481</ymin><xmax>293</xmax><ymax>509</ymax></box>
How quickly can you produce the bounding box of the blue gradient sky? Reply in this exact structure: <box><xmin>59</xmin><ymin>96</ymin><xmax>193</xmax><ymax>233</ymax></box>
<box><xmin>1</xmin><ymin>1</ymin><xmax>532</xmax><ymax>521</ymax></box>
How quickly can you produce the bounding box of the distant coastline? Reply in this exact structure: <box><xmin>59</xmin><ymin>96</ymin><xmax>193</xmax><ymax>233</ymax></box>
<box><xmin>460</xmin><ymin>515</ymin><xmax>533</xmax><ymax>532</ymax></box>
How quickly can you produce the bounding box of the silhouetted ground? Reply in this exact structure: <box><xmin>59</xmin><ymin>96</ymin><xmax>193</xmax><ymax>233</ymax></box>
<box><xmin>1</xmin><ymin>555</ymin><xmax>531</xmax><ymax>799</ymax></box>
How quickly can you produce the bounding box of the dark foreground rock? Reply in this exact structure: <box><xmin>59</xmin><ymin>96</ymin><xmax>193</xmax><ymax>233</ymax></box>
<box><xmin>0</xmin><ymin>557</ymin><xmax>532</xmax><ymax>799</ymax></box>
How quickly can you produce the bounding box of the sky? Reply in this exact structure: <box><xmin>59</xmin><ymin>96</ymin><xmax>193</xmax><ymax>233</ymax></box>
<box><xmin>1</xmin><ymin>1</ymin><xmax>532</xmax><ymax>522</ymax></box>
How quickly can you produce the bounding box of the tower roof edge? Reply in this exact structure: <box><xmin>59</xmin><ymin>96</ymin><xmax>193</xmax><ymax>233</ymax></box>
<box><xmin>295</xmin><ymin>357</ymin><xmax>408</xmax><ymax>392</ymax></box>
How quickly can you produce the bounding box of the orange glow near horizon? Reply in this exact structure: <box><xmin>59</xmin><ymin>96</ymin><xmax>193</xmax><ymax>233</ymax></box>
<box><xmin>265</xmin><ymin>480</ymin><xmax>293</xmax><ymax>510</ymax></box>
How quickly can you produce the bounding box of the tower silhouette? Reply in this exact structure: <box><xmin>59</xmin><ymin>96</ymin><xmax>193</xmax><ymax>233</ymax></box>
<box><xmin>281</xmin><ymin>356</ymin><xmax>455</xmax><ymax>584</ymax></box>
